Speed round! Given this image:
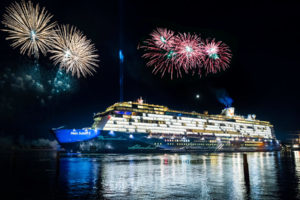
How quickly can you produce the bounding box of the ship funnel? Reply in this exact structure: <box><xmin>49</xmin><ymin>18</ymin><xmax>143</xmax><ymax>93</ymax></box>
<box><xmin>221</xmin><ymin>107</ymin><xmax>235</xmax><ymax>117</ymax></box>
<box><xmin>137</xmin><ymin>97</ymin><xmax>144</xmax><ymax>104</ymax></box>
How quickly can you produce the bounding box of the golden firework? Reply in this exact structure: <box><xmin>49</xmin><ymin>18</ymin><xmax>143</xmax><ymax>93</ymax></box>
<box><xmin>1</xmin><ymin>0</ymin><xmax>56</xmax><ymax>58</ymax></box>
<box><xmin>49</xmin><ymin>24</ymin><xmax>99</xmax><ymax>78</ymax></box>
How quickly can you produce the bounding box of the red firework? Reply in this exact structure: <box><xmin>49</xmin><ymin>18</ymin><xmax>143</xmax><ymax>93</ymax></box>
<box><xmin>203</xmin><ymin>39</ymin><xmax>232</xmax><ymax>74</ymax></box>
<box><xmin>174</xmin><ymin>33</ymin><xmax>204</xmax><ymax>72</ymax></box>
<box><xmin>138</xmin><ymin>28</ymin><xmax>184</xmax><ymax>79</ymax></box>
<box><xmin>139</xmin><ymin>39</ymin><xmax>182</xmax><ymax>79</ymax></box>
<box><xmin>138</xmin><ymin>28</ymin><xmax>232</xmax><ymax>79</ymax></box>
<box><xmin>150</xmin><ymin>28</ymin><xmax>175</xmax><ymax>50</ymax></box>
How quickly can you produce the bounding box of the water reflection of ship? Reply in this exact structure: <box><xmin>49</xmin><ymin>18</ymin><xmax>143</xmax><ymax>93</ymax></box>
<box><xmin>53</xmin><ymin>152</ymin><xmax>300</xmax><ymax>199</ymax></box>
<box><xmin>57</xmin><ymin>157</ymin><xmax>105</xmax><ymax>199</ymax></box>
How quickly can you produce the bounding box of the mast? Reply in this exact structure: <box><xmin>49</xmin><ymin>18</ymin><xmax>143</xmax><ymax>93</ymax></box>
<box><xmin>119</xmin><ymin>0</ymin><xmax>124</xmax><ymax>102</ymax></box>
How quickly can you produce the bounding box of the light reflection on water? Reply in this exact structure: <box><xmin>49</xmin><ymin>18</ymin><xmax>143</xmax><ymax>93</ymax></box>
<box><xmin>57</xmin><ymin>152</ymin><xmax>300</xmax><ymax>199</ymax></box>
<box><xmin>2</xmin><ymin>151</ymin><xmax>300</xmax><ymax>199</ymax></box>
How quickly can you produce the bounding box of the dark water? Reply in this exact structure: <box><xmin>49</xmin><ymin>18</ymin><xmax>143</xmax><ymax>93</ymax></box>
<box><xmin>1</xmin><ymin>151</ymin><xmax>300</xmax><ymax>200</ymax></box>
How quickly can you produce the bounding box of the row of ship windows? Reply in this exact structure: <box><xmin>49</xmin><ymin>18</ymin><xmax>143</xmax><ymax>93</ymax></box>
<box><xmin>163</xmin><ymin>143</ymin><xmax>261</xmax><ymax>147</ymax></box>
<box><xmin>104</xmin><ymin>125</ymin><xmax>271</xmax><ymax>136</ymax></box>
<box><xmin>164</xmin><ymin>139</ymin><xmax>221</xmax><ymax>143</ymax></box>
<box><xmin>103</xmin><ymin>128</ymin><xmax>271</xmax><ymax>138</ymax></box>
<box><xmin>112</xmin><ymin>111</ymin><xmax>269</xmax><ymax>126</ymax></box>
<box><xmin>97</xmin><ymin>120</ymin><xmax>266</xmax><ymax>134</ymax></box>
<box><xmin>109</xmin><ymin>121</ymin><xmax>268</xmax><ymax>132</ymax></box>
<box><xmin>110</xmin><ymin>116</ymin><xmax>268</xmax><ymax>130</ymax></box>
<box><xmin>113</xmin><ymin>107</ymin><xmax>199</xmax><ymax>118</ymax></box>
<box><xmin>165</xmin><ymin>143</ymin><xmax>229</xmax><ymax>146</ymax></box>
<box><xmin>103</xmin><ymin>107</ymin><xmax>270</xmax><ymax>127</ymax></box>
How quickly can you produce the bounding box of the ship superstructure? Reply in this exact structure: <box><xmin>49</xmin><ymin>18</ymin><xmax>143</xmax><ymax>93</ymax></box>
<box><xmin>52</xmin><ymin>98</ymin><xmax>280</xmax><ymax>152</ymax></box>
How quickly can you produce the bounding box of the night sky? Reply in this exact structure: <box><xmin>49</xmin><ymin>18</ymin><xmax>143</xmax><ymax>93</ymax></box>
<box><xmin>0</xmin><ymin>0</ymin><xmax>299</xmax><ymax>141</ymax></box>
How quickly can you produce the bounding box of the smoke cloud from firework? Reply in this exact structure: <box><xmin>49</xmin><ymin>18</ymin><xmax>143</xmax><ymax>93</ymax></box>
<box><xmin>0</xmin><ymin>62</ymin><xmax>76</xmax><ymax>107</ymax></box>
<box><xmin>0</xmin><ymin>135</ymin><xmax>59</xmax><ymax>150</ymax></box>
<box><xmin>138</xmin><ymin>28</ymin><xmax>232</xmax><ymax>79</ymax></box>
<box><xmin>0</xmin><ymin>60</ymin><xmax>78</xmax><ymax>140</ymax></box>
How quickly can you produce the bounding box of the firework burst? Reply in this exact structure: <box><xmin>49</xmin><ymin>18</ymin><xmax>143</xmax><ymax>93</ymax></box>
<box><xmin>138</xmin><ymin>34</ymin><xmax>183</xmax><ymax>79</ymax></box>
<box><xmin>174</xmin><ymin>33</ymin><xmax>204</xmax><ymax>72</ymax></box>
<box><xmin>203</xmin><ymin>39</ymin><xmax>232</xmax><ymax>74</ymax></box>
<box><xmin>150</xmin><ymin>28</ymin><xmax>175</xmax><ymax>50</ymax></box>
<box><xmin>138</xmin><ymin>28</ymin><xmax>232</xmax><ymax>79</ymax></box>
<box><xmin>49</xmin><ymin>25</ymin><xmax>99</xmax><ymax>78</ymax></box>
<box><xmin>1</xmin><ymin>0</ymin><xmax>56</xmax><ymax>58</ymax></box>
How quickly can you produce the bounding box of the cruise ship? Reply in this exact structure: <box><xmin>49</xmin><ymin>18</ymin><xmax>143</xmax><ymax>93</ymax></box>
<box><xmin>52</xmin><ymin>98</ymin><xmax>281</xmax><ymax>153</ymax></box>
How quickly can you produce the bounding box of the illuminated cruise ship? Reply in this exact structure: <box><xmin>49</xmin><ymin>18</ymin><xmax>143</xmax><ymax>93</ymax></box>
<box><xmin>52</xmin><ymin>98</ymin><xmax>281</xmax><ymax>152</ymax></box>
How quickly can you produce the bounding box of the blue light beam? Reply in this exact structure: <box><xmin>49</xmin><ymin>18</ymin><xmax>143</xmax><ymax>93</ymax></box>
<box><xmin>119</xmin><ymin>50</ymin><xmax>124</xmax><ymax>63</ymax></box>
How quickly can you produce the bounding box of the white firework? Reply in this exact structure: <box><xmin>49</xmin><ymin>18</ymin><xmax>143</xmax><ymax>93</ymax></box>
<box><xmin>49</xmin><ymin>25</ymin><xmax>99</xmax><ymax>78</ymax></box>
<box><xmin>1</xmin><ymin>0</ymin><xmax>56</xmax><ymax>58</ymax></box>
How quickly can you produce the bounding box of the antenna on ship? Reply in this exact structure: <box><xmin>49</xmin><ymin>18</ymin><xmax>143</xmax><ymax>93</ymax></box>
<box><xmin>119</xmin><ymin>0</ymin><xmax>124</xmax><ymax>102</ymax></box>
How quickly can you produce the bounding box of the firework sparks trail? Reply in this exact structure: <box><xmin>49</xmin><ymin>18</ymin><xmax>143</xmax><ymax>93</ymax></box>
<box><xmin>49</xmin><ymin>24</ymin><xmax>99</xmax><ymax>78</ymax></box>
<box><xmin>203</xmin><ymin>39</ymin><xmax>232</xmax><ymax>74</ymax></box>
<box><xmin>174</xmin><ymin>33</ymin><xmax>204</xmax><ymax>72</ymax></box>
<box><xmin>139</xmin><ymin>39</ymin><xmax>184</xmax><ymax>79</ymax></box>
<box><xmin>1</xmin><ymin>0</ymin><xmax>56</xmax><ymax>59</ymax></box>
